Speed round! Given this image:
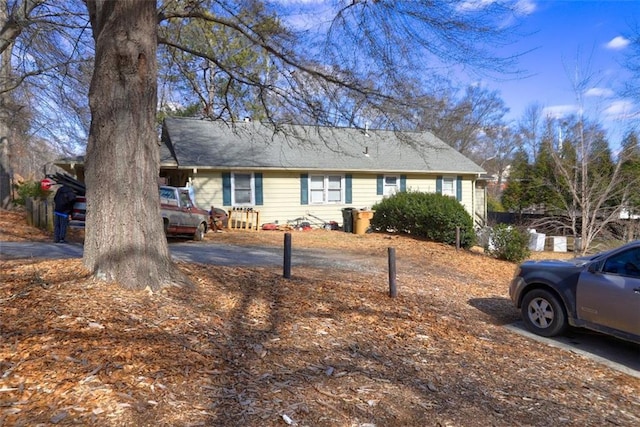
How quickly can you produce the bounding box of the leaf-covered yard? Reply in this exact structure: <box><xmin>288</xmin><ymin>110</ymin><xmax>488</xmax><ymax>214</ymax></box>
<box><xmin>1</xmin><ymin>208</ymin><xmax>638</xmax><ymax>426</ymax></box>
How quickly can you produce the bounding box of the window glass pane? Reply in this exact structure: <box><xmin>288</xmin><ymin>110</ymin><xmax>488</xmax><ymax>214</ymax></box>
<box><xmin>310</xmin><ymin>176</ymin><xmax>324</xmax><ymax>190</ymax></box>
<box><xmin>308</xmin><ymin>175</ymin><xmax>343</xmax><ymax>204</ymax></box>
<box><xmin>443</xmin><ymin>177</ymin><xmax>455</xmax><ymax>196</ymax></box>
<box><xmin>310</xmin><ymin>190</ymin><xmax>324</xmax><ymax>203</ymax></box>
<box><xmin>328</xmin><ymin>176</ymin><xmax>341</xmax><ymax>189</ymax></box>
<box><xmin>160</xmin><ymin>188</ymin><xmax>176</xmax><ymax>200</ymax></box>
<box><xmin>235</xmin><ymin>174</ymin><xmax>251</xmax><ymax>190</ymax></box>
<box><xmin>603</xmin><ymin>248</ymin><xmax>640</xmax><ymax>277</ymax></box>
<box><xmin>235</xmin><ymin>190</ymin><xmax>252</xmax><ymax>204</ymax></box>
<box><xmin>328</xmin><ymin>189</ymin><xmax>341</xmax><ymax>202</ymax></box>
<box><xmin>384</xmin><ymin>175</ymin><xmax>399</xmax><ymax>196</ymax></box>
<box><xmin>233</xmin><ymin>173</ymin><xmax>253</xmax><ymax>205</ymax></box>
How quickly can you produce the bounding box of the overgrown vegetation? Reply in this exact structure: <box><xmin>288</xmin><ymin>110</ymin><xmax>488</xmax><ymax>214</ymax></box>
<box><xmin>371</xmin><ymin>191</ymin><xmax>476</xmax><ymax>249</ymax></box>
<box><xmin>14</xmin><ymin>181</ymin><xmax>50</xmax><ymax>205</ymax></box>
<box><xmin>486</xmin><ymin>223</ymin><xmax>530</xmax><ymax>263</ymax></box>
<box><xmin>487</xmin><ymin>194</ymin><xmax>505</xmax><ymax>212</ymax></box>
<box><xmin>501</xmin><ymin>110</ymin><xmax>640</xmax><ymax>254</ymax></box>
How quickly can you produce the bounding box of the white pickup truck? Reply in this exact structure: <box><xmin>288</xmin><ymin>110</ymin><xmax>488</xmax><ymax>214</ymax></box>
<box><xmin>71</xmin><ymin>186</ymin><xmax>212</xmax><ymax>240</ymax></box>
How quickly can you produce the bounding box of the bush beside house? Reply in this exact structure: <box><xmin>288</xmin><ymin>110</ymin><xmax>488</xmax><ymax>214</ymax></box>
<box><xmin>371</xmin><ymin>191</ymin><xmax>476</xmax><ymax>249</ymax></box>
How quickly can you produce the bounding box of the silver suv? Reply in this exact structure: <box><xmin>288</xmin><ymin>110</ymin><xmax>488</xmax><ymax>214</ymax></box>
<box><xmin>509</xmin><ymin>240</ymin><xmax>640</xmax><ymax>344</ymax></box>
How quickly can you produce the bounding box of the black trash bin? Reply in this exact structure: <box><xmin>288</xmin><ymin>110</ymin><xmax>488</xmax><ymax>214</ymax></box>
<box><xmin>341</xmin><ymin>207</ymin><xmax>355</xmax><ymax>233</ymax></box>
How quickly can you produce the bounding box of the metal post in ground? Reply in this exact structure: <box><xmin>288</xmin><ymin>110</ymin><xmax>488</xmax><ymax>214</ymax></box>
<box><xmin>388</xmin><ymin>247</ymin><xmax>397</xmax><ymax>297</ymax></box>
<box><xmin>283</xmin><ymin>232</ymin><xmax>292</xmax><ymax>279</ymax></box>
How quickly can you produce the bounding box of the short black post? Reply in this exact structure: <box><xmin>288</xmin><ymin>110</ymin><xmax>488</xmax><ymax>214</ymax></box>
<box><xmin>456</xmin><ymin>226</ymin><xmax>461</xmax><ymax>251</ymax></box>
<box><xmin>388</xmin><ymin>247</ymin><xmax>397</xmax><ymax>298</ymax></box>
<box><xmin>283</xmin><ymin>232</ymin><xmax>292</xmax><ymax>279</ymax></box>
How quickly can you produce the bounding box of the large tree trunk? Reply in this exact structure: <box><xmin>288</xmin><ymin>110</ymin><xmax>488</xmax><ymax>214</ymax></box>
<box><xmin>84</xmin><ymin>0</ymin><xmax>188</xmax><ymax>290</ymax></box>
<box><xmin>0</xmin><ymin>0</ymin><xmax>13</xmax><ymax>208</ymax></box>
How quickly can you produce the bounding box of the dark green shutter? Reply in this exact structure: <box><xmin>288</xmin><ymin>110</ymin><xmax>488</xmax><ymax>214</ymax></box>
<box><xmin>255</xmin><ymin>173</ymin><xmax>263</xmax><ymax>205</ymax></box>
<box><xmin>300</xmin><ymin>174</ymin><xmax>308</xmax><ymax>205</ymax></box>
<box><xmin>400</xmin><ymin>175</ymin><xmax>407</xmax><ymax>191</ymax></box>
<box><xmin>222</xmin><ymin>173</ymin><xmax>231</xmax><ymax>205</ymax></box>
<box><xmin>345</xmin><ymin>174</ymin><xmax>352</xmax><ymax>204</ymax></box>
<box><xmin>436</xmin><ymin>176</ymin><xmax>443</xmax><ymax>194</ymax></box>
<box><xmin>376</xmin><ymin>175</ymin><xmax>383</xmax><ymax>195</ymax></box>
<box><xmin>456</xmin><ymin>176</ymin><xmax>463</xmax><ymax>201</ymax></box>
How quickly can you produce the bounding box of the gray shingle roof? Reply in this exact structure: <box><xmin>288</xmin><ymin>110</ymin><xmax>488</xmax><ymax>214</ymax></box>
<box><xmin>161</xmin><ymin>117</ymin><xmax>484</xmax><ymax>174</ymax></box>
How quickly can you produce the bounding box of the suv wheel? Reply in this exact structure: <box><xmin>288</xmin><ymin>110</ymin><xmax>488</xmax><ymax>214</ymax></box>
<box><xmin>521</xmin><ymin>289</ymin><xmax>567</xmax><ymax>337</ymax></box>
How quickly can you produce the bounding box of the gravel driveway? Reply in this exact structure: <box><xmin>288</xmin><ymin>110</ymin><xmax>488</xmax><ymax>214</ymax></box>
<box><xmin>0</xmin><ymin>240</ymin><xmax>383</xmax><ymax>272</ymax></box>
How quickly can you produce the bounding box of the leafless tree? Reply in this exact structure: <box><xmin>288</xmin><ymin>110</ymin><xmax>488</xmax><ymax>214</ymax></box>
<box><xmin>517</xmin><ymin>102</ymin><xmax>544</xmax><ymax>161</ymax></box>
<box><xmin>528</xmin><ymin>117</ymin><xmax>637</xmax><ymax>254</ymax></box>
<box><xmin>621</xmin><ymin>21</ymin><xmax>640</xmax><ymax>106</ymax></box>
<box><xmin>482</xmin><ymin>124</ymin><xmax>517</xmax><ymax>198</ymax></box>
<box><xmin>2</xmin><ymin>0</ymin><xmax>528</xmax><ymax>290</ymax></box>
<box><xmin>1</xmin><ymin>0</ymin><xmax>91</xmax><ymax>188</ymax></box>
<box><xmin>415</xmin><ymin>84</ymin><xmax>510</xmax><ymax>156</ymax></box>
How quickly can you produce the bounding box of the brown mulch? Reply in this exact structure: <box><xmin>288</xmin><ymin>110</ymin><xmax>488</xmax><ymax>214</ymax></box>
<box><xmin>1</xmin><ymin>208</ymin><xmax>638</xmax><ymax>426</ymax></box>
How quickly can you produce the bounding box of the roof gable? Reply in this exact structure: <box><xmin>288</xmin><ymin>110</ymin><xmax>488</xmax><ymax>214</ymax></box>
<box><xmin>161</xmin><ymin>117</ymin><xmax>484</xmax><ymax>174</ymax></box>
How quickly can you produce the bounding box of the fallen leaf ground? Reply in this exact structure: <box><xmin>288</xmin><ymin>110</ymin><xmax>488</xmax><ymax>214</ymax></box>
<box><xmin>1</xmin><ymin>208</ymin><xmax>638</xmax><ymax>426</ymax></box>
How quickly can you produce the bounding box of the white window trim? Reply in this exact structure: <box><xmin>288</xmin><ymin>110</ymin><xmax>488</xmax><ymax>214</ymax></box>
<box><xmin>441</xmin><ymin>176</ymin><xmax>457</xmax><ymax>198</ymax></box>
<box><xmin>231</xmin><ymin>172</ymin><xmax>255</xmax><ymax>206</ymax></box>
<box><xmin>384</xmin><ymin>175</ymin><xmax>400</xmax><ymax>196</ymax></box>
<box><xmin>308</xmin><ymin>174</ymin><xmax>345</xmax><ymax>204</ymax></box>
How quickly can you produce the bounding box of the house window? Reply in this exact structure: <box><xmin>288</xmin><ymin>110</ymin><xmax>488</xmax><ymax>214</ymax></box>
<box><xmin>232</xmin><ymin>172</ymin><xmax>254</xmax><ymax>205</ymax></box>
<box><xmin>442</xmin><ymin>177</ymin><xmax>456</xmax><ymax>197</ymax></box>
<box><xmin>309</xmin><ymin>175</ymin><xmax>343</xmax><ymax>204</ymax></box>
<box><xmin>384</xmin><ymin>175</ymin><xmax>400</xmax><ymax>196</ymax></box>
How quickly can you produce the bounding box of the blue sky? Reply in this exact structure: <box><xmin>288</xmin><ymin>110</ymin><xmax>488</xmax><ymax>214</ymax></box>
<box><xmin>491</xmin><ymin>0</ymin><xmax>639</xmax><ymax>144</ymax></box>
<box><xmin>272</xmin><ymin>0</ymin><xmax>638</xmax><ymax>144</ymax></box>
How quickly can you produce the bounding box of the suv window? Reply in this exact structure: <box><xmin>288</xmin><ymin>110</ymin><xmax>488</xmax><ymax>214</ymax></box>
<box><xmin>603</xmin><ymin>248</ymin><xmax>640</xmax><ymax>278</ymax></box>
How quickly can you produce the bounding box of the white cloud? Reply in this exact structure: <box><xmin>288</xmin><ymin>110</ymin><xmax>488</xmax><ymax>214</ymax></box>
<box><xmin>515</xmin><ymin>0</ymin><xmax>537</xmax><ymax>15</ymax></box>
<box><xmin>606</xmin><ymin>36</ymin><xmax>630</xmax><ymax>50</ymax></box>
<box><xmin>584</xmin><ymin>87</ymin><xmax>614</xmax><ymax>97</ymax></box>
<box><xmin>456</xmin><ymin>0</ymin><xmax>496</xmax><ymax>12</ymax></box>
<box><xmin>604</xmin><ymin>100</ymin><xmax>638</xmax><ymax>120</ymax></box>
<box><xmin>456</xmin><ymin>0</ymin><xmax>536</xmax><ymax>15</ymax></box>
<box><xmin>543</xmin><ymin>104</ymin><xmax>579</xmax><ymax>119</ymax></box>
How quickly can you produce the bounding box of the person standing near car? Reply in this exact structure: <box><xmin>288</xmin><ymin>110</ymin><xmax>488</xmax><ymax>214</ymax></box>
<box><xmin>53</xmin><ymin>184</ymin><xmax>76</xmax><ymax>243</ymax></box>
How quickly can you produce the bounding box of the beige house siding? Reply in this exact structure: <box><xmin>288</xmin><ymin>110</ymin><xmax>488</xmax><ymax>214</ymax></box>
<box><xmin>350</xmin><ymin>173</ymin><xmax>379</xmax><ymax>209</ymax></box>
<box><xmin>190</xmin><ymin>174</ymin><xmax>224</xmax><ymax>210</ymax></box>
<box><xmin>260</xmin><ymin>171</ymin><xmax>309</xmax><ymax>224</ymax></box>
<box><xmin>460</xmin><ymin>178</ymin><xmax>474</xmax><ymax>214</ymax></box>
<box><xmin>190</xmin><ymin>170</ymin><xmax>478</xmax><ymax>228</ymax></box>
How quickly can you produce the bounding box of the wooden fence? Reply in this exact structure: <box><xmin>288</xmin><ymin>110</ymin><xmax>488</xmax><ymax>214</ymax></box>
<box><xmin>25</xmin><ymin>196</ymin><xmax>54</xmax><ymax>232</ymax></box>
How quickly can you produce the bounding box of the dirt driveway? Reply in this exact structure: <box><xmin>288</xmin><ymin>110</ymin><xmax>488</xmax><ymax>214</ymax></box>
<box><xmin>1</xmin><ymin>208</ymin><xmax>639</xmax><ymax>427</ymax></box>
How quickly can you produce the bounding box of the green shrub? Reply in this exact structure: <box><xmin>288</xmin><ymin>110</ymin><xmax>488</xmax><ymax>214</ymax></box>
<box><xmin>371</xmin><ymin>191</ymin><xmax>476</xmax><ymax>249</ymax></box>
<box><xmin>487</xmin><ymin>224</ymin><xmax>530</xmax><ymax>263</ymax></box>
<box><xmin>14</xmin><ymin>181</ymin><xmax>50</xmax><ymax>205</ymax></box>
<box><xmin>487</xmin><ymin>194</ymin><xmax>505</xmax><ymax>212</ymax></box>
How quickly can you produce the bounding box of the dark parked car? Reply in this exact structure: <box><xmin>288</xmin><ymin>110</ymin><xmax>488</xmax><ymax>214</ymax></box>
<box><xmin>509</xmin><ymin>240</ymin><xmax>640</xmax><ymax>344</ymax></box>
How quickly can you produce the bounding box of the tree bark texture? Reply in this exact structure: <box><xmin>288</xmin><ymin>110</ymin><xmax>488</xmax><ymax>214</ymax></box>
<box><xmin>0</xmin><ymin>0</ymin><xmax>13</xmax><ymax>207</ymax></box>
<box><xmin>84</xmin><ymin>0</ymin><xmax>186</xmax><ymax>290</ymax></box>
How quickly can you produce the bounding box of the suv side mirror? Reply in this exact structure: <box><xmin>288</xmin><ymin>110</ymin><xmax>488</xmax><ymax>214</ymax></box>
<box><xmin>587</xmin><ymin>262</ymin><xmax>600</xmax><ymax>274</ymax></box>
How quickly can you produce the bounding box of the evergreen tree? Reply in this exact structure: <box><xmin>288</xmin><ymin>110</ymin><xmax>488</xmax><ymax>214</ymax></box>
<box><xmin>620</xmin><ymin>130</ymin><xmax>640</xmax><ymax>214</ymax></box>
<box><xmin>501</xmin><ymin>149</ymin><xmax>532</xmax><ymax>213</ymax></box>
